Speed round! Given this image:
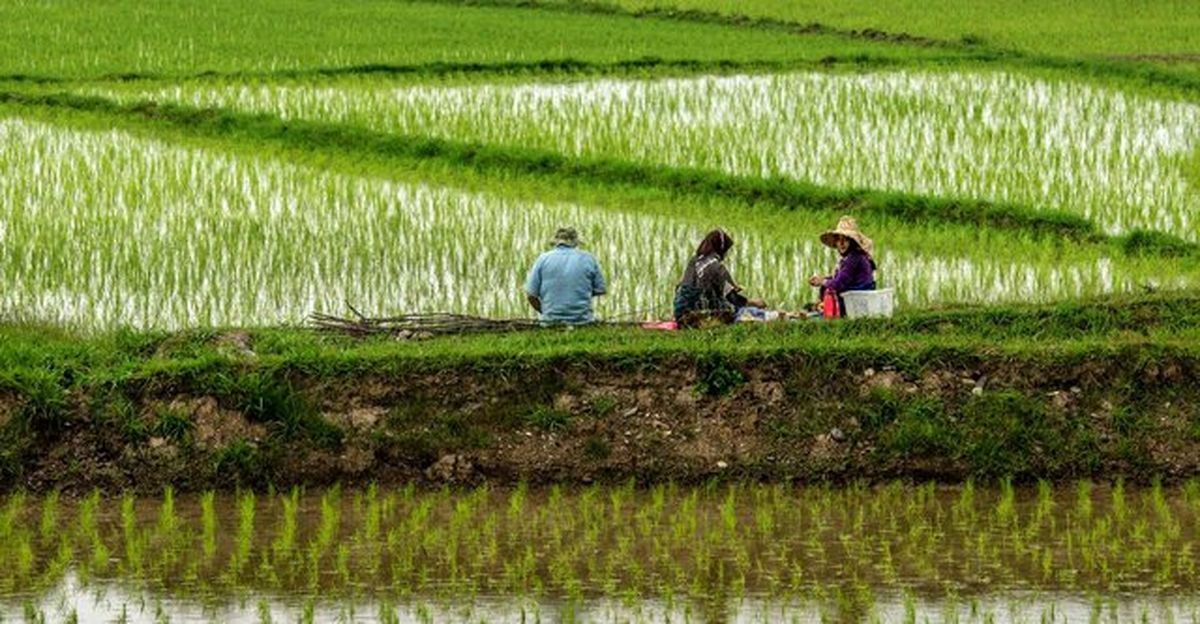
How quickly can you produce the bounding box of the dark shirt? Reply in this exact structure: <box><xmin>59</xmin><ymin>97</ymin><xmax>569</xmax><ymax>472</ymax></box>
<box><xmin>824</xmin><ymin>249</ymin><xmax>876</xmax><ymax>293</ymax></box>
<box><xmin>674</xmin><ymin>253</ymin><xmax>736</xmax><ymax>320</ymax></box>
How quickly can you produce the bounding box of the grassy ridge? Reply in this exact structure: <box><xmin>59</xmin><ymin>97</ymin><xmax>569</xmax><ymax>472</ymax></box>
<box><xmin>2</xmin><ymin>293</ymin><xmax>1198</xmax><ymax>386</ymax></box>
<box><xmin>0</xmin><ymin>89</ymin><xmax>1158</xmax><ymax>247</ymax></box>
<box><xmin>1</xmin><ymin>293</ymin><xmax>1200</xmax><ymax>488</ymax></box>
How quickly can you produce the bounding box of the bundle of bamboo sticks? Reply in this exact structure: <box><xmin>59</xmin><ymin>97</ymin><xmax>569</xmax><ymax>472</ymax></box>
<box><xmin>309</xmin><ymin>305</ymin><xmax>543</xmax><ymax>338</ymax></box>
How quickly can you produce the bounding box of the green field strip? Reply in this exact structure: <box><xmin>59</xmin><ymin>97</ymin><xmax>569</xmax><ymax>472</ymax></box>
<box><xmin>543</xmin><ymin>0</ymin><xmax>1200</xmax><ymax>60</ymax></box>
<box><xmin>0</xmin><ymin>0</ymin><xmax>960</xmax><ymax>82</ymax></box>
<box><xmin>444</xmin><ymin>0</ymin><xmax>1200</xmax><ymax>102</ymax></box>
<box><xmin>0</xmin><ymin>89</ymin><xmax>1139</xmax><ymax>246</ymax></box>
<box><xmin>429</xmin><ymin>0</ymin><xmax>978</xmax><ymax>51</ymax></box>
<box><xmin>1</xmin><ymin>293</ymin><xmax>1198</xmax><ymax>378</ymax></box>
<box><xmin>0</xmin><ymin>301</ymin><xmax>1197</xmax><ymax>418</ymax></box>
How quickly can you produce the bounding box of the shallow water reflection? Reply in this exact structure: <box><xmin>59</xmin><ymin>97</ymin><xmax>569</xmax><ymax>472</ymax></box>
<box><xmin>3</xmin><ymin>482</ymin><xmax>1199</xmax><ymax>622</ymax></box>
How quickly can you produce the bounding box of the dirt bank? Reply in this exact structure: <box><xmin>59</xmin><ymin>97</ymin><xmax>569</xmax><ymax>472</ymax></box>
<box><xmin>3</xmin><ymin>337</ymin><xmax>1199</xmax><ymax>492</ymax></box>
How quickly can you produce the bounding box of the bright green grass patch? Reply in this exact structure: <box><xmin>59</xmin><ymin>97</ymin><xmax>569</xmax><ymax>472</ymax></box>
<box><xmin>0</xmin><ymin>0</ymin><xmax>957</xmax><ymax>80</ymax></box>
<box><xmin>2</xmin><ymin>292</ymin><xmax>1199</xmax><ymax>374</ymax></box>
<box><xmin>563</xmin><ymin>0</ymin><xmax>1200</xmax><ymax>59</ymax></box>
<box><xmin>104</xmin><ymin>69</ymin><xmax>1200</xmax><ymax>237</ymax></box>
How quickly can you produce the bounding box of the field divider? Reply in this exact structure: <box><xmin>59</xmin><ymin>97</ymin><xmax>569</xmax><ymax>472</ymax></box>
<box><xmin>0</xmin><ymin>56</ymin><xmax>945</xmax><ymax>87</ymax></box>
<box><xmin>1</xmin><ymin>88</ymin><xmax>1196</xmax><ymax>256</ymax></box>
<box><xmin>4</xmin><ymin>293</ymin><xmax>1200</xmax><ymax>489</ymax></box>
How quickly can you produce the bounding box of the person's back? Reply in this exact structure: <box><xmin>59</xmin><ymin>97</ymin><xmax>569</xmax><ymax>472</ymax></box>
<box><xmin>524</xmin><ymin>229</ymin><xmax>606</xmax><ymax>324</ymax></box>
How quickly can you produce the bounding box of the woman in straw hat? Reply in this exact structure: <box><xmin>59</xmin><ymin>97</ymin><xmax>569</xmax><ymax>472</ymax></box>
<box><xmin>808</xmin><ymin>216</ymin><xmax>876</xmax><ymax>316</ymax></box>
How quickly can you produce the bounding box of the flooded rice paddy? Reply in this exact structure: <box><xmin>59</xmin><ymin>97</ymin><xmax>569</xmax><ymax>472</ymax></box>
<box><xmin>3</xmin><ymin>482</ymin><xmax>1200</xmax><ymax>622</ymax></box>
<box><xmin>0</xmin><ymin>117</ymin><xmax>1182</xmax><ymax>330</ymax></box>
<box><xmin>118</xmin><ymin>71</ymin><xmax>1200</xmax><ymax>237</ymax></box>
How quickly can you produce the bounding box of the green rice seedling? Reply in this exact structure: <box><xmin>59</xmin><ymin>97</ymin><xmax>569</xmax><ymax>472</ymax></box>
<box><xmin>120</xmin><ymin>492</ymin><xmax>144</xmax><ymax>577</ymax></box>
<box><xmin>272</xmin><ymin>487</ymin><xmax>299</xmax><ymax>566</ymax></box>
<box><xmin>74</xmin><ymin>489</ymin><xmax>108</xmax><ymax>576</ymax></box>
<box><xmin>155</xmin><ymin>486</ymin><xmax>177</xmax><ymax>537</ymax></box>
<box><xmin>231</xmin><ymin>490</ymin><xmax>256</xmax><ymax>577</ymax></box>
<box><xmin>37</xmin><ymin>492</ymin><xmax>57</xmax><ymax>546</ymax></box>
<box><xmin>200</xmin><ymin>491</ymin><xmax>216</xmax><ymax>561</ymax></box>
<box><xmin>1076</xmin><ymin>480</ymin><xmax>1094</xmax><ymax>522</ymax></box>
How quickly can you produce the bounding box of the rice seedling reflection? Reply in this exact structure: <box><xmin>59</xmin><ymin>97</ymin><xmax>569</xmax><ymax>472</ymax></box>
<box><xmin>0</xmin><ymin>482</ymin><xmax>1197</xmax><ymax>620</ymax></box>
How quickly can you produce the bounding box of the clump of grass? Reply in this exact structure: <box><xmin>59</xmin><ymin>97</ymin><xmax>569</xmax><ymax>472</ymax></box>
<box><xmin>523</xmin><ymin>406</ymin><xmax>573</xmax><ymax>432</ymax></box>
<box><xmin>153</xmin><ymin>406</ymin><xmax>194</xmax><ymax>443</ymax></box>
<box><xmin>583</xmin><ymin>436</ymin><xmax>612</xmax><ymax>460</ymax></box>
<box><xmin>215</xmin><ymin>371</ymin><xmax>342</xmax><ymax>448</ymax></box>
<box><xmin>215</xmin><ymin>439</ymin><xmax>269</xmax><ymax>486</ymax></box>
<box><xmin>1119</xmin><ymin>229</ymin><xmax>1197</xmax><ymax>258</ymax></box>
<box><xmin>694</xmin><ymin>353</ymin><xmax>744</xmax><ymax>396</ymax></box>
<box><xmin>383</xmin><ymin>408</ymin><xmax>492</xmax><ymax>464</ymax></box>
<box><xmin>591</xmin><ymin>396</ymin><xmax>618</xmax><ymax>418</ymax></box>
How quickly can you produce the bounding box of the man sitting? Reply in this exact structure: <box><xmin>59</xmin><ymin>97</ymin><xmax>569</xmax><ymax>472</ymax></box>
<box><xmin>524</xmin><ymin>227</ymin><xmax>607</xmax><ymax>325</ymax></box>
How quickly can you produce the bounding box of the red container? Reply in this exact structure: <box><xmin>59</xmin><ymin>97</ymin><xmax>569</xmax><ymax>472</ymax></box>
<box><xmin>822</xmin><ymin>291</ymin><xmax>840</xmax><ymax>319</ymax></box>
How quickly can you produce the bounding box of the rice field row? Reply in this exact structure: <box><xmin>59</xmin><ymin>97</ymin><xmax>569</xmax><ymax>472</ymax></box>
<box><xmin>0</xmin><ymin>0</ymin><xmax>955</xmax><ymax>80</ymax></box>
<box><xmin>3</xmin><ymin>482</ymin><xmax>1200</xmax><ymax>621</ymax></box>
<box><xmin>107</xmin><ymin>70</ymin><xmax>1200</xmax><ymax>237</ymax></box>
<box><xmin>1</xmin><ymin>116</ymin><xmax>1185</xmax><ymax>330</ymax></box>
<box><xmin>547</xmin><ymin>0</ymin><xmax>1200</xmax><ymax>60</ymax></box>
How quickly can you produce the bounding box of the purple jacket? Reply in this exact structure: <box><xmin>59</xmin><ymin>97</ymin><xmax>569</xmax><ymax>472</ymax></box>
<box><xmin>824</xmin><ymin>249</ymin><xmax>876</xmax><ymax>293</ymax></box>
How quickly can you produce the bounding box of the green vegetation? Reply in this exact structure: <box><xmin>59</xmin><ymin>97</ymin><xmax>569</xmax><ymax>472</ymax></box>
<box><xmin>0</xmin><ymin>0</ymin><xmax>959</xmax><ymax>80</ymax></box>
<box><xmin>98</xmin><ymin>69</ymin><xmax>1200</xmax><ymax>236</ymax></box>
<box><xmin>0</xmin><ymin>294</ymin><xmax>1198</xmax><ymax>493</ymax></box>
<box><xmin>4</xmin><ymin>482</ymin><xmax>1200</xmax><ymax>619</ymax></box>
<box><xmin>548</xmin><ymin>0</ymin><xmax>1200</xmax><ymax>59</ymax></box>
<box><xmin>1</xmin><ymin>0</ymin><xmax>1199</xmax><ymax>615</ymax></box>
<box><xmin>0</xmin><ymin>96</ymin><xmax>1195</xmax><ymax>330</ymax></box>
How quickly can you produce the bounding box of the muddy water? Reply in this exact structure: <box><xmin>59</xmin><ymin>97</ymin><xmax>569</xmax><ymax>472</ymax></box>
<box><xmin>2</xmin><ymin>482</ymin><xmax>1199</xmax><ymax>622</ymax></box>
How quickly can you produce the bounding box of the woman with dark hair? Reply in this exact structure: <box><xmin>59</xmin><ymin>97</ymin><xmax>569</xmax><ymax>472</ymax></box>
<box><xmin>808</xmin><ymin>216</ymin><xmax>876</xmax><ymax>316</ymax></box>
<box><xmin>673</xmin><ymin>229</ymin><xmax>745</xmax><ymax>326</ymax></box>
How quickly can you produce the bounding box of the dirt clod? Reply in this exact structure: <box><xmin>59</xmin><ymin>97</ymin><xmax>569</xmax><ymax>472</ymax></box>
<box><xmin>425</xmin><ymin>454</ymin><xmax>476</xmax><ymax>483</ymax></box>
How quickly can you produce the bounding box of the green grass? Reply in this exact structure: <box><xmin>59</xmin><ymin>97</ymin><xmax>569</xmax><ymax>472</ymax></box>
<box><xmin>553</xmin><ymin>0</ymin><xmax>1200</xmax><ymax>59</ymax></box>
<box><xmin>0</xmin><ymin>0</ymin><xmax>959</xmax><ymax>80</ymax></box>
<box><xmin>0</xmin><ymin>292</ymin><xmax>1197</xmax><ymax>383</ymax></box>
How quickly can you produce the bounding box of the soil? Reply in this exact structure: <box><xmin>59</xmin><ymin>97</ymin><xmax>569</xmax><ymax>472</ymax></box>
<box><xmin>3</xmin><ymin>351</ymin><xmax>1199</xmax><ymax>492</ymax></box>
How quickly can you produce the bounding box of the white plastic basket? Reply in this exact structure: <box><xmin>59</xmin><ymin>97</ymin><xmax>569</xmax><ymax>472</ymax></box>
<box><xmin>840</xmin><ymin>288</ymin><xmax>895</xmax><ymax>319</ymax></box>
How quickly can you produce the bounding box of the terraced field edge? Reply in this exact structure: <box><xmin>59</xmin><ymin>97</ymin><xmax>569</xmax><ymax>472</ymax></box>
<box><xmin>2</xmin><ymin>294</ymin><xmax>1199</xmax><ymax>492</ymax></box>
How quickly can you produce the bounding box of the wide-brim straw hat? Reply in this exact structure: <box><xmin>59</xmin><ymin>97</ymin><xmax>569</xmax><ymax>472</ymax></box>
<box><xmin>820</xmin><ymin>216</ymin><xmax>874</xmax><ymax>256</ymax></box>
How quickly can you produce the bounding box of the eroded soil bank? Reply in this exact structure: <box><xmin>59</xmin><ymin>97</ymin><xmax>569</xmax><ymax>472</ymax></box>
<box><xmin>3</xmin><ymin>332</ymin><xmax>1198</xmax><ymax>492</ymax></box>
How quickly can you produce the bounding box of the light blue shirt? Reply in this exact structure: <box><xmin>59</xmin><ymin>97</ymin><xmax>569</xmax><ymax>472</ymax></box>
<box><xmin>524</xmin><ymin>245</ymin><xmax>606</xmax><ymax>324</ymax></box>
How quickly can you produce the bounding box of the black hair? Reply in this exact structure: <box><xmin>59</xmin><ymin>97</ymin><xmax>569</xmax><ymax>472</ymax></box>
<box><xmin>696</xmin><ymin>229</ymin><xmax>734</xmax><ymax>259</ymax></box>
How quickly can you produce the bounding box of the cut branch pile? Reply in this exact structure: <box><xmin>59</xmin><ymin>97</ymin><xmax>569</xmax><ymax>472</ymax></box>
<box><xmin>309</xmin><ymin>304</ymin><xmax>544</xmax><ymax>338</ymax></box>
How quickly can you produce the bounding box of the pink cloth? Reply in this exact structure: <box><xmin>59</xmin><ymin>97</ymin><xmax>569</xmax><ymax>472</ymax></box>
<box><xmin>641</xmin><ymin>320</ymin><xmax>678</xmax><ymax>331</ymax></box>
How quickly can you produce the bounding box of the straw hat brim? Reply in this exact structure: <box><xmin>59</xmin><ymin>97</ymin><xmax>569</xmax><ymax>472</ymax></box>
<box><xmin>820</xmin><ymin>229</ymin><xmax>873</xmax><ymax>254</ymax></box>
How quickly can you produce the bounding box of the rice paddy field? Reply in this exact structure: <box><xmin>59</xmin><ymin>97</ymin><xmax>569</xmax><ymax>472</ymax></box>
<box><xmin>6</xmin><ymin>482</ymin><xmax>1200</xmax><ymax>622</ymax></box>
<box><xmin>4</xmin><ymin>0</ymin><xmax>1200</xmax><ymax>621</ymax></box>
